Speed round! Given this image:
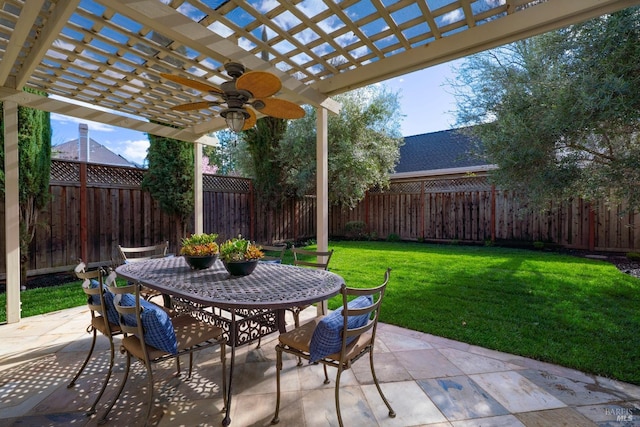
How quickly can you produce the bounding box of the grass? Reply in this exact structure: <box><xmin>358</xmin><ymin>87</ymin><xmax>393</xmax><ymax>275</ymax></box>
<box><xmin>3</xmin><ymin>241</ymin><xmax>639</xmax><ymax>385</ymax></box>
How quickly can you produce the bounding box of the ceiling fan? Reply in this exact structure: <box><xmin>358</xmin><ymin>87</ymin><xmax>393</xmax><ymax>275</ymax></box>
<box><xmin>161</xmin><ymin>62</ymin><xmax>305</xmax><ymax>132</ymax></box>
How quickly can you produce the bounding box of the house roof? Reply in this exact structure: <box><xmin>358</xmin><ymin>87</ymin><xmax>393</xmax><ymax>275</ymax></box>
<box><xmin>53</xmin><ymin>138</ymin><xmax>137</xmax><ymax>168</ymax></box>
<box><xmin>393</xmin><ymin>128</ymin><xmax>494</xmax><ymax>177</ymax></box>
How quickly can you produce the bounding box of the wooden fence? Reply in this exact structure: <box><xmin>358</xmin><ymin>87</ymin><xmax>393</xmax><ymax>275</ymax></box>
<box><xmin>329</xmin><ymin>175</ymin><xmax>640</xmax><ymax>251</ymax></box>
<box><xmin>2</xmin><ymin>161</ymin><xmax>639</xmax><ymax>277</ymax></box>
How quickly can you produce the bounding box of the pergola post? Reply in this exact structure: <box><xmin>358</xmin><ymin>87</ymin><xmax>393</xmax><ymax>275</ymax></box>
<box><xmin>316</xmin><ymin>107</ymin><xmax>329</xmax><ymax>316</ymax></box>
<box><xmin>4</xmin><ymin>100</ymin><xmax>21</xmax><ymax>323</ymax></box>
<box><xmin>194</xmin><ymin>142</ymin><xmax>203</xmax><ymax>234</ymax></box>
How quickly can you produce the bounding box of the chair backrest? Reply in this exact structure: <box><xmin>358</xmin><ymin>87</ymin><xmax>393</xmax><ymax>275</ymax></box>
<box><xmin>292</xmin><ymin>246</ymin><xmax>334</xmax><ymax>270</ymax></box>
<box><xmin>75</xmin><ymin>262</ymin><xmax>116</xmax><ymax>335</ymax></box>
<box><xmin>118</xmin><ymin>241</ymin><xmax>169</xmax><ymax>264</ymax></box>
<box><xmin>108</xmin><ymin>282</ymin><xmax>149</xmax><ymax>355</ymax></box>
<box><xmin>340</xmin><ymin>268</ymin><xmax>391</xmax><ymax>362</ymax></box>
<box><xmin>259</xmin><ymin>244</ymin><xmax>287</xmax><ymax>263</ymax></box>
<box><xmin>339</xmin><ymin>268</ymin><xmax>391</xmax><ymax>359</ymax></box>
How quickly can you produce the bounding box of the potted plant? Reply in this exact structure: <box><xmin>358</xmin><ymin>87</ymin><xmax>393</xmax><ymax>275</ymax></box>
<box><xmin>219</xmin><ymin>235</ymin><xmax>264</xmax><ymax>276</ymax></box>
<box><xmin>180</xmin><ymin>233</ymin><xmax>219</xmax><ymax>269</ymax></box>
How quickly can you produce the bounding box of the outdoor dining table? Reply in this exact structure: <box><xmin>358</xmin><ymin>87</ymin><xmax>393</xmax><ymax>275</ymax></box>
<box><xmin>115</xmin><ymin>255</ymin><xmax>344</xmax><ymax>426</ymax></box>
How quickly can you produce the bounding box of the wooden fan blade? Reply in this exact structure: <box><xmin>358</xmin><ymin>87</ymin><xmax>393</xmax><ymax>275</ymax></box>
<box><xmin>236</xmin><ymin>71</ymin><xmax>281</xmax><ymax>98</ymax></box>
<box><xmin>171</xmin><ymin>101</ymin><xmax>218</xmax><ymax>111</ymax></box>
<box><xmin>257</xmin><ymin>98</ymin><xmax>305</xmax><ymax>119</ymax></box>
<box><xmin>160</xmin><ymin>73</ymin><xmax>223</xmax><ymax>94</ymax></box>
<box><xmin>243</xmin><ymin>107</ymin><xmax>257</xmax><ymax>130</ymax></box>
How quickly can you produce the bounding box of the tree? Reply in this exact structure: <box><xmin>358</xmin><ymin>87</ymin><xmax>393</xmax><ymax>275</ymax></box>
<box><xmin>204</xmin><ymin>130</ymin><xmax>242</xmax><ymax>175</ymax></box>
<box><xmin>279</xmin><ymin>85</ymin><xmax>403</xmax><ymax>208</ymax></box>
<box><xmin>142</xmin><ymin>132</ymin><xmax>194</xmax><ymax>238</ymax></box>
<box><xmin>452</xmin><ymin>7</ymin><xmax>640</xmax><ymax>210</ymax></box>
<box><xmin>241</xmin><ymin>117</ymin><xmax>289</xmax><ymax>207</ymax></box>
<box><xmin>0</xmin><ymin>88</ymin><xmax>52</xmax><ymax>286</ymax></box>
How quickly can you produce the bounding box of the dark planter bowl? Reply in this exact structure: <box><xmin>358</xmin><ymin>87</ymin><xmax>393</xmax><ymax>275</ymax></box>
<box><xmin>223</xmin><ymin>260</ymin><xmax>259</xmax><ymax>276</ymax></box>
<box><xmin>184</xmin><ymin>254</ymin><xmax>218</xmax><ymax>270</ymax></box>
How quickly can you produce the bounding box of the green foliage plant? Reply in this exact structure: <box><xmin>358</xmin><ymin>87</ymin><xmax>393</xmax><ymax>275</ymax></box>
<box><xmin>142</xmin><ymin>129</ymin><xmax>194</xmax><ymax>239</ymax></box>
<box><xmin>626</xmin><ymin>252</ymin><xmax>640</xmax><ymax>261</ymax></box>
<box><xmin>344</xmin><ymin>220</ymin><xmax>367</xmax><ymax>240</ymax></box>
<box><xmin>386</xmin><ymin>233</ymin><xmax>401</xmax><ymax>242</ymax></box>
<box><xmin>180</xmin><ymin>233</ymin><xmax>219</xmax><ymax>256</ymax></box>
<box><xmin>219</xmin><ymin>235</ymin><xmax>264</xmax><ymax>262</ymax></box>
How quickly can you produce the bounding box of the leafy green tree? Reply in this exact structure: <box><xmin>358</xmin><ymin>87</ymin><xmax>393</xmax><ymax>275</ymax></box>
<box><xmin>279</xmin><ymin>85</ymin><xmax>403</xmax><ymax>208</ymax></box>
<box><xmin>142</xmin><ymin>132</ymin><xmax>194</xmax><ymax>238</ymax></box>
<box><xmin>0</xmin><ymin>89</ymin><xmax>52</xmax><ymax>286</ymax></box>
<box><xmin>204</xmin><ymin>130</ymin><xmax>241</xmax><ymax>175</ymax></box>
<box><xmin>241</xmin><ymin>117</ymin><xmax>289</xmax><ymax>207</ymax></box>
<box><xmin>452</xmin><ymin>7</ymin><xmax>640</xmax><ymax>210</ymax></box>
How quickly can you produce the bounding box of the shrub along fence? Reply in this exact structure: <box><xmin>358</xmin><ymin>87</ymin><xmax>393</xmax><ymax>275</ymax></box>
<box><xmin>1</xmin><ymin>161</ymin><xmax>639</xmax><ymax>277</ymax></box>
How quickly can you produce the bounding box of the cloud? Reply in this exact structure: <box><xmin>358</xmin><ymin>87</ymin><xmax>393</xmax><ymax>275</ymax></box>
<box><xmin>110</xmin><ymin>139</ymin><xmax>150</xmax><ymax>165</ymax></box>
<box><xmin>51</xmin><ymin>114</ymin><xmax>117</xmax><ymax>133</ymax></box>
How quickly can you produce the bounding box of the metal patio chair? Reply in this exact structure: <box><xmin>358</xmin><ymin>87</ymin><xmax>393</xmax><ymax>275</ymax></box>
<box><xmin>67</xmin><ymin>262</ymin><xmax>121</xmax><ymax>416</ymax></box>
<box><xmin>100</xmin><ymin>281</ymin><xmax>227</xmax><ymax>425</ymax></box>
<box><xmin>271</xmin><ymin>268</ymin><xmax>395</xmax><ymax>426</ymax></box>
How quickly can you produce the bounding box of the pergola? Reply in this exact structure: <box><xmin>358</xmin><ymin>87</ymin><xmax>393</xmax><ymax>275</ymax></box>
<box><xmin>2</xmin><ymin>0</ymin><xmax>637</xmax><ymax>322</ymax></box>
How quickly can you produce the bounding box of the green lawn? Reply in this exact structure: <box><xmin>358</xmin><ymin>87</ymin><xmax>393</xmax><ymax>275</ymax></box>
<box><xmin>3</xmin><ymin>241</ymin><xmax>639</xmax><ymax>384</ymax></box>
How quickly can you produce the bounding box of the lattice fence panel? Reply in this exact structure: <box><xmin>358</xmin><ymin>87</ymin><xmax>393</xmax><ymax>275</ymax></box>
<box><xmin>50</xmin><ymin>160</ymin><xmax>80</xmax><ymax>184</ymax></box>
<box><xmin>203</xmin><ymin>175</ymin><xmax>251</xmax><ymax>193</ymax></box>
<box><xmin>370</xmin><ymin>176</ymin><xmax>491</xmax><ymax>194</ymax></box>
<box><xmin>88</xmin><ymin>164</ymin><xmax>144</xmax><ymax>187</ymax></box>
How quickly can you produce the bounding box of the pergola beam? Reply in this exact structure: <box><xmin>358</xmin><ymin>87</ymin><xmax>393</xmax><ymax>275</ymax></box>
<box><xmin>0</xmin><ymin>87</ymin><xmax>204</xmax><ymax>143</ymax></box>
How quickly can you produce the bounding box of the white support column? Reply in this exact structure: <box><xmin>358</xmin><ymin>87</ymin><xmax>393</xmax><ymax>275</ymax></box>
<box><xmin>316</xmin><ymin>107</ymin><xmax>329</xmax><ymax>316</ymax></box>
<box><xmin>4</xmin><ymin>101</ymin><xmax>21</xmax><ymax>323</ymax></box>
<box><xmin>194</xmin><ymin>142</ymin><xmax>203</xmax><ymax>234</ymax></box>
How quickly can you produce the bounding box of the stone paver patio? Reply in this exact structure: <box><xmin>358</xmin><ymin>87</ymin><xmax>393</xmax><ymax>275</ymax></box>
<box><xmin>1</xmin><ymin>305</ymin><xmax>639</xmax><ymax>426</ymax></box>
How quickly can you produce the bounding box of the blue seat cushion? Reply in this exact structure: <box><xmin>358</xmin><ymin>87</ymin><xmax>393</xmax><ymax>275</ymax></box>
<box><xmin>118</xmin><ymin>293</ymin><xmax>178</xmax><ymax>354</ymax></box>
<box><xmin>309</xmin><ymin>295</ymin><xmax>373</xmax><ymax>363</ymax></box>
<box><xmin>88</xmin><ymin>279</ymin><xmax>120</xmax><ymax>326</ymax></box>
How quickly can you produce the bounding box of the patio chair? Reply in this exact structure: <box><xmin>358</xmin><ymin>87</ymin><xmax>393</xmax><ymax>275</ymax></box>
<box><xmin>117</xmin><ymin>241</ymin><xmax>170</xmax><ymax>303</ymax></box>
<box><xmin>259</xmin><ymin>243</ymin><xmax>287</xmax><ymax>264</ymax></box>
<box><xmin>117</xmin><ymin>241</ymin><xmax>170</xmax><ymax>263</ymax></box>
<box><xmin>100</xmin><ymin>281</ymin><xmax>227</xmax><ymax>425</ymax></box>
<box><xmin>271</xmin><ymin>268</ymin><xmax>395</xmax><ymax>426</ymax></box>
<box><xmin>289</xmin><ymin>246</ymin><xmax>334</xmax><ymax>327</ymax></box>
<box><xmin>67</xmin><ymin>262</ymin><xmax>121</xmax><ymax>416</ymax></box>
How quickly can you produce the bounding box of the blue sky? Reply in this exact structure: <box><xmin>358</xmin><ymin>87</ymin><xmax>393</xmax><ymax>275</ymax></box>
<box><xmin>50</xmin><ymin>60</ymin><xmax>461</xmax><ymax>165</ymax></box>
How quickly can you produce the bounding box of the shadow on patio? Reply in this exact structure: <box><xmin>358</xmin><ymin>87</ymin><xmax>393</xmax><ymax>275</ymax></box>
<box><xmin>1</xmin><ymin>306</ymin><xmax>639</xmax><ymax>426</ymax></box>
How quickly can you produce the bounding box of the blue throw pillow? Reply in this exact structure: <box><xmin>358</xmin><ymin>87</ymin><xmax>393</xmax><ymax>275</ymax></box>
<box><xmin>117</xmin><ymin>293</ymin><xmax>178</xmax><ymax>354</ymax></box>
<box><xmin>309</xmin><ymin>295</ymin><xmax>373</xmax><ymax>363</ymax></box>
<box><xmin>86</xmin><ymin>279</ymin><xmax>120</xmax><ymax>326</ymax></box>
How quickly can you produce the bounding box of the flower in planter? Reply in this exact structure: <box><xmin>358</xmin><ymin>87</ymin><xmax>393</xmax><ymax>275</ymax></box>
<box><xmin>219</xmin><ymin>235</ymin><xmax>264</xmax><ymax>262</ymax></box>
<box><xmin>180</xmin><ymin>233</ymin><xmax>219</xmax><ymax>256</ymax></box>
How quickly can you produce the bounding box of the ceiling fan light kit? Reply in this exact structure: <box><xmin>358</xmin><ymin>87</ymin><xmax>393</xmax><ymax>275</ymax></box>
<box><xmin>221</xmin><ymin>108</ymin><xmax>250</xmax><ymax>133</ymax></box>
<box><xmin>161</xmin><ymin>62</ymin><xmax>305</xmax><ymax>132</ymax></box>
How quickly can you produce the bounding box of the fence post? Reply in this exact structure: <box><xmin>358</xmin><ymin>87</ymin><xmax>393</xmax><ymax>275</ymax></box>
<box><xmin>420</xmin><ymin>181</ymin><xmax>425</xmax><ymax>240</ymax></box>
<box><xmin>80</xmin><ymin>162</ymin><xmax>88</xmax><ymax>263</ymax></box>
<box><xmin>491</xmin><ymin>184</ymin><xmax>496</xmax><ymax>243</ymax></box>
<box><xmin>249</xmin><ymin>180</ymin><xmax>255</xmax><ymax>241</ymax></box>
<box><xmin>589</xmin><ymin>203</ymin><xmax>595</xmax><ymax>251</ymax></box>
